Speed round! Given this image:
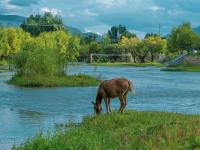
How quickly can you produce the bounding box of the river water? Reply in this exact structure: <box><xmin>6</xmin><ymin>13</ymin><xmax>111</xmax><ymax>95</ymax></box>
<box><xmin>1</xmin><ymin>65</ymin><xmax>200</xmax><ymax>149</ymax></box>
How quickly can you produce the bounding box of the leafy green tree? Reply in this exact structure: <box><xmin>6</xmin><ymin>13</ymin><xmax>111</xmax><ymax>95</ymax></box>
<box><xmin>100</xmin><ymin>34</ymin><xmax>111</xmax><ymax>48</ymax></box>
<box><xmin>108</xmin><ymin>25</ymin><xmax>118</xmax><ymax>43</ymax></box>
<box><xmin>81</xmin><ymin>34</ymin><xmax>96</xmax><ymax>45</ymax></box>
<box><xmin>119</xmin><ymin>36</ymin><xmax>140</xmax><ymax>62</ymax></box>
<box><xmin>20</xmin><ymin>12</ymin><xmax>65</xmax><ymax>36</ymax></box>
<box><xmin>145</xmin><ymin>33</ymin><xmax>159</xmax><ymax>39</ymax></box>
<box><xmin>145</xmin><ymin>36</ymin><xmax>166</xmax><ymax>62</ymax></box>
<box><xmin>0</xmin><ymin>28</ymin><xmax>30</xmax><ymax>59</ymax></box>
<box><xmin>13</xmin><ymin>31</ymin><xmax>80</xmax><ymax>77</ymax></box>
<box><xmin>108</xmin><ymin>25</ymin><xmax>136</xmax><ymax>43</ymax></box>
<box><xmin>89</xmin><ymin>41</ymin><xmax>100</xmax><ymax>54</ymax></box>
<box><xmin>0</xmin><ymin>28</ymin><xmax>10</xmax><ymax>58</ymax></box>
<box><xmin>167</xmin><ymin>22</ymin><xmax>200</xmax><ymax>54</ymax></box>
<box><xmin>135</xmin><ymin>40</ymin><xmax>149</xmax><ymax>63</ymax></box>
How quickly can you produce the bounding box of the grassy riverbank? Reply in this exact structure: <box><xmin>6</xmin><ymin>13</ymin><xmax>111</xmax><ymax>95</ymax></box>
<box><xmin>0</xmin><ymin>60</ymin><xmax>9</xmax><ymax>73</ymax></box>
<box><xmin>13</xmin><ymin>110</ymin><xmax>200</xmax><ymax>150</ymax></box>
<box><xmin>162</xmin><ymin>64</ymin><xmax>200</xmax><ymax>72</ymax></box>
<box><xmin>0</xmin><ymin>60</ymin><xmax>8</xmax><ymax>65</ymax></box>
<box><xmin>90</xmin><ymin>62</ymin><xmax>163</xmax><ymax>67</ymax></box>
<box><xmin>8</xmin><ymin>75</ymin><xmax>100</xmax><ymax>87</ymax></box>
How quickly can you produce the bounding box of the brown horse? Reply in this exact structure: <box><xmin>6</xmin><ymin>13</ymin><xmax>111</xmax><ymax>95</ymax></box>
<box><xmin>92</xmin><ymin>78</ymin><xmax>134</xmax><ymax>115</ymax></box>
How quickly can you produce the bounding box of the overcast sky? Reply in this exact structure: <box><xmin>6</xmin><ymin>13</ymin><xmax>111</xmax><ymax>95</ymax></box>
<box><xmin>1</xmin><ymin>0</ymin><xmax>200</xmax><ymax>37</ymax></box>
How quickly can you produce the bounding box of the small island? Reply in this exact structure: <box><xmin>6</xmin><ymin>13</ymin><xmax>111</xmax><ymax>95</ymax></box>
<box><xmin>8</xmin><ymin>74</ymin><xmax>99</xmax><ymax>87</ymax></box>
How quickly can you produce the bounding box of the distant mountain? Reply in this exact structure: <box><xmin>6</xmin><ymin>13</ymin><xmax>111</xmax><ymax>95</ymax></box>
<box><xmin>65</xmin><ymin>26</ymin><xmax>102</xmax><ymax>41</ymax></box>
<box><xmin>65</xmin><ymin>25</ymin><xmax>82</xmax><ymax>35</ymax></box>
<box><xmin>193</xmin><ymin>26</ymin><xmax>200</xmax><ymax>35</ymax></box>
<box><xmin>0</xmin><ymin>15</ymin><xmax>26</xmax><ymax>27</ymax></box>
<box><xmin>82</xmin><ymin>32</ymin><xmax>102</xmax><ymax>42</ymax></box>
<box><xmin>0</xmin><ymin>14</ymin><xmax>102</xmax><ymax>40</ymax></box>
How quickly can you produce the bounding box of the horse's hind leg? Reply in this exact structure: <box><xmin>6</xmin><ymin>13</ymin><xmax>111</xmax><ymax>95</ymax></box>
<box><xmin>121</xmin><ymin>95</ymin><xmax>127</xmax><ymax>113</ymax></box>
<box><xmin>121</xmin><ymin>89</ymin><xmax>129</xmax><ymax>113</ymax></box>
<box><xmin>119</xmin><ymin>96</ymin><xmax>125</xmax><ymax>113</ymax></box>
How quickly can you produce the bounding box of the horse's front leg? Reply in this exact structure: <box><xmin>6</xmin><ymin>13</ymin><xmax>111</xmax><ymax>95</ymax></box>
<box><xmin>104</xmin><ymin>98</ymin><xmax>110</xmax><ymax>114</ymax></box>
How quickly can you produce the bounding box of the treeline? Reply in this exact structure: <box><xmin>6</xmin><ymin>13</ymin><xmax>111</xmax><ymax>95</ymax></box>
<box><xmin>79</xmin><ymin>22</ymin><xmax>200</xmax><ymax>63</ymax></box>
<box><xmin>0</xmin><ymin>13</ymin><xmax>80</xmax><ymax>78</ymax></box>
<box><xmin>1</xmin><ymin>12</ymin><xmax>200</xmax><ymax>67</ymax></box>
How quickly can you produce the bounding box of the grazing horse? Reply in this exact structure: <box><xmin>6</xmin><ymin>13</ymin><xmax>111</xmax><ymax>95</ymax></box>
<box><xmin>92</xmin><ymin>78</ymin><xmax>134</xmax><ymax>115</ymax></box>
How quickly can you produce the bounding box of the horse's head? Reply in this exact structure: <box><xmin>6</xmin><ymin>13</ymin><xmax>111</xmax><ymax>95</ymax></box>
<box><xmin>92</xmin><ymin>102</ymin><xmax>102</xmax><ymax>115</ymax></box>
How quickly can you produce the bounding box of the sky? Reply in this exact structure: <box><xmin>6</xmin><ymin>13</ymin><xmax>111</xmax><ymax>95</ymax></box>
<box><xmin>1</xmin><ymin>0</ymin><xmax>200</xmax><ymax>37</ymax></box>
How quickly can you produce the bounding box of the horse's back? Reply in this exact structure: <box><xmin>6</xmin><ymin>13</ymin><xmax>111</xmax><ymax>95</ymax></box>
<box><xmin>98</xmin><ymin>78</ymin><xmax>130</xmax><ymax>98</ymax></box>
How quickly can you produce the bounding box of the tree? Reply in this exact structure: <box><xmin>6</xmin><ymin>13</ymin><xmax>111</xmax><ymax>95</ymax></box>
<box><xmin>0</xmin><ymin>28</ymin><xmax>10</xmax><ymax>58</ymax></box>
<box><xmin>119</xmin><ymin>36</ymin><xmax>140</xmax><ymax>62</ymax></box>
<box><xmin>0</xmin><ymin>28</ymin><xmax>30</xmax><ymax>59</ymax></box>
<box><xmin>167</xmin><ymin>22</ymin><xmax>200</xmax><ymax>54</ymax></box>
<box><xmin>135</xmin><ymin>40</ymin><xmax>149</xmax><ymax>63</ymax></box>
<box><xmin>145</xmin><ymin>33</ymin><xmax>159</xmax><ymax>39</ymax></box>
<box><xmin>108</xmin><ymin>25</ymin><xmax>136</xmax><ymax>43</ymax></box>
<box><xmin>81</xmin><ymin>34</ymin><xmax>96</xmax><ymax>45</ymax></box>
<box><xmin>13</xmin><ymin>31</ymin><xmax>80</xmax><ymax>76</ymax></box>
<box><xmin>108</xmin><ymin>25</ymin><xmax>119</xmax><ymax>43</ymax></box>
<box><xmin>89</xmin><ymin>41</ymin><xmax>100</xmax><ymax>54</ymax></box>
<box><xmin>145</xmin><ymin>36</ymin><xmax>166</xmax><ymax>62</ymax></box>
<box><xmin>20</xmin><ymin>12</ymin><xmax>65</xmax><ymax>36</ymax></box>
<box><xmin>100</xmin><ymin>34</ymin><xmax>111</xmax><ymax>50</ymax></box>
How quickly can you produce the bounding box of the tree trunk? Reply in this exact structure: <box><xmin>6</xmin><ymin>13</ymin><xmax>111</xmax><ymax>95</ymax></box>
<box><xmin>131</xmin><ymin>52</ymin><xmax>137</xmax><ymax>63</ymax></box>
<box><xmin>140</xmin><ymin>57</ymin><xmax>145</xmax><ymax>63</ymax></box>
<box><xmin>151</xmin><ymin>53</ymin><xmax>154</xmax><ymax>62</ymax></box>
<box><xmin>133</xmin><ymin>56</ymin><xmax>136</xmax><ymax>63</ymax></box>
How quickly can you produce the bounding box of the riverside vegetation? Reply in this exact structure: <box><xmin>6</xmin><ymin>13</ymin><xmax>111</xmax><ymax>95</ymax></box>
<box><xmin>13</xmin><ymin>111</ymin><xmax>200</xmax><ymax>150</ymax></box>
<box><xmin>162</xmin><ymin>63</ymin><xmax>200</xmax><ymax>72</ymax></box>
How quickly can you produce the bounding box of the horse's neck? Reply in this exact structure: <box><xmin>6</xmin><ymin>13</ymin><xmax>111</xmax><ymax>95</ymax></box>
<box><xmin>96</xmin><ymin>93</ymin><xmax>102</xmax><ymax>104</ymax></box>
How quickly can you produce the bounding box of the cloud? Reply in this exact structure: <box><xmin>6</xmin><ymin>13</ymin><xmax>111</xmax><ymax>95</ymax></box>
<box><xmin>40</xmin><ymin>7</ymin><xmax>62</xmax><ymax>15</ymax></box>
<box><xmin>84</xmin><ymin>24</ymin><xmax>111</xmax><ymax>35</ymax></box>
<box><xmin>82</xmin><ymin>9</ymin><xmax>98</xmax><ymax>17</ymax></box>
<box><xmin>90</xmin><ymin>0</ymin><xmax>129</xmax><ymax>8</ymax></box>
<box><xmin>0</xmin><ymin>0</ymin><xmax>21</xmax><ymax>14</ymax></box>
<box><xmin>149</xmin><ymin>6</ymin><xmax>165</xmax><ymax>12</ymax></box>
<box><xmin>9</xmin><ymin>0</ymin><xmax>38</xmax><ymax>6</ymax></box>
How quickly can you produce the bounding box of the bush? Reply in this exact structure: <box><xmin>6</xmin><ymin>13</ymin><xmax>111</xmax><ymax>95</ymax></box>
<box><xmin>13</xmin><ymin>31</ymin><xmax>80</xmax><ymax>77</ymax></box>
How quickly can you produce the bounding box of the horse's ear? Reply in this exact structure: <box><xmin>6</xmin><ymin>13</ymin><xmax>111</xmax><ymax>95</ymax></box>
<box><xmin>92</xmin><ymin>101</ymin><xmax>95</xmax><ymax>105</ymax></box>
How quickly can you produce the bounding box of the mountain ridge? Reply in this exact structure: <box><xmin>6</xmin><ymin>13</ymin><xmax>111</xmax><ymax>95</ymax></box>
<box><xmin>0</xmin><ymin>14</ymin><xmax>102</xmax><ymax>40</ymax></box>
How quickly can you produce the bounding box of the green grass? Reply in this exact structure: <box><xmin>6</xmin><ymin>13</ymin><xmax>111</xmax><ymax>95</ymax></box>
<box><xmin>162</xmin><ymin>64</ymin><xmax>200</xmax><ymax>72</ymax></box>
<box><xmin>0</xmin><ymin>59</ymin><xmax>8</xmax><ymax>65</ymax></box>
<box><xmin>13</xmin><ymin>110</ymin><xmax>200</xmax><ymax>150</ymax></box>
<box><xmin>90</xmin><ymin>62</ymin><xmax>163</xmax><ymax>67</ymax></box>
<box><xmin>8</xmin><ymin>74</ymin><xmax>100</xmax><ymax>87</ymax></box>
<box><xmin>0</xmin><ymin>60</ymin><xmax>9</xmax><ymax>72</ymax></box>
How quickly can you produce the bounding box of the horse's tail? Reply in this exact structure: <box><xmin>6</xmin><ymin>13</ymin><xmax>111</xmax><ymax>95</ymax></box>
<box><xmin>128</xmin><ymin>80</ymin><xmax>136</xmax><ymax>95</ymax></box>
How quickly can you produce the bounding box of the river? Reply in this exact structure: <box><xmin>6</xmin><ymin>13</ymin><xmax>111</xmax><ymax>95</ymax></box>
<box><xmin>1</xmin><ymin>65</ymin><xmax>200</xmax><ymax>149</ymax></box>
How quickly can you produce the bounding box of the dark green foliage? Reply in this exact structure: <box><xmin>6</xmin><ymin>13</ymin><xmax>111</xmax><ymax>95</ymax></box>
<box><xmin>144</xmin><ymin>33</ymin><xmax>159</xmax><ymax>39</ymax></box>
<box><xmin>108</xmin><ymin>25</ymin><xmax>136</xmax><ymax>43</ymax></box>
<box><xmin>167</xmin><ymin>22</ymin><xmax>200</xmax><ymax>54</ymax></box>
<box><xmin>20</xmin><ymin>13</ymin><xmax>65</xmax><ymax>36</ymax></box>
